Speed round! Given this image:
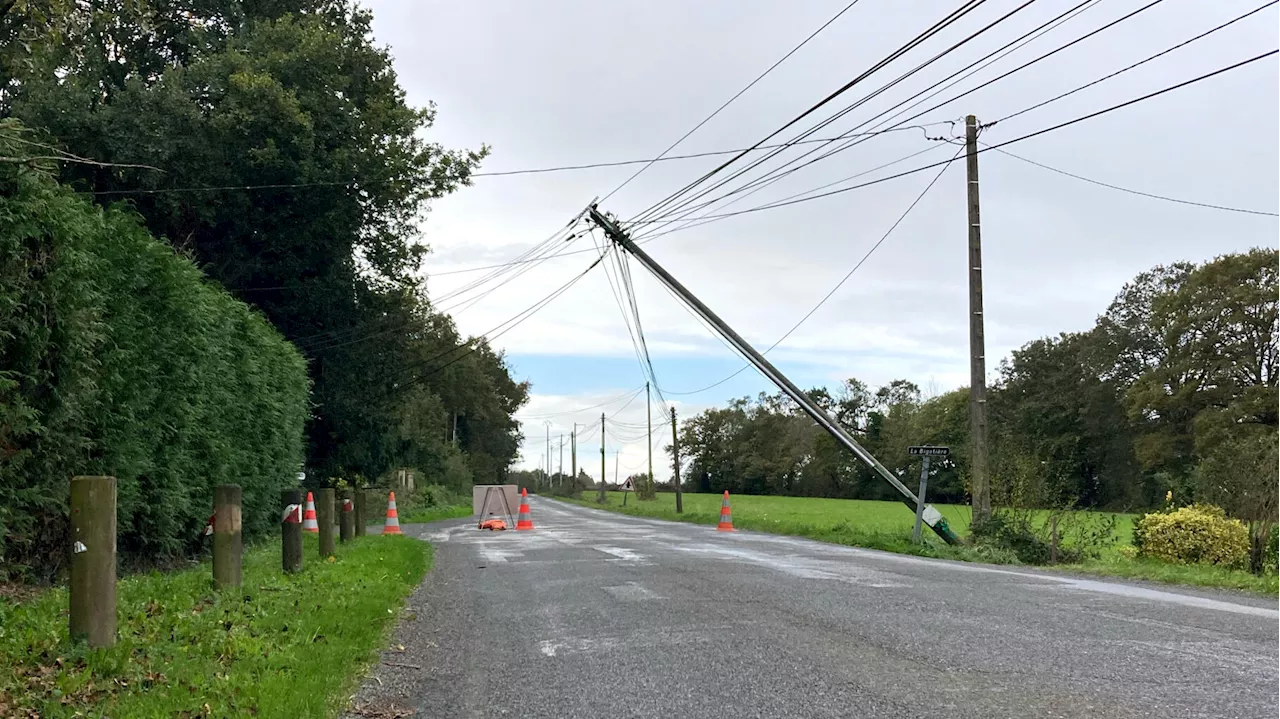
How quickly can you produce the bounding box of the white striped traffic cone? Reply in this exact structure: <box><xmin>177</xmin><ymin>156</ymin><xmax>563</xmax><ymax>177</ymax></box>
<box><xmin>383</xmin><ymin>491</ymin><xmax>402</xmax><ymax>535</ymax></box>
<box><xmin>302</xmin><ymin>491</ymin><xmax>319</xmax><ymax>533</ymax></box>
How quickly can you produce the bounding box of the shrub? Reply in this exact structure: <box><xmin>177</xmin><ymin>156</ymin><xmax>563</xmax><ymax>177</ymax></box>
<box><xmin>0</xmin><ymin>126</ymin><xmax>309</xmax><ymax>580</ymax></box>
<box><xmin>1133</xmin><ymin>504</ymin><xmax>1250</xmax><ymax>568</ymax></box>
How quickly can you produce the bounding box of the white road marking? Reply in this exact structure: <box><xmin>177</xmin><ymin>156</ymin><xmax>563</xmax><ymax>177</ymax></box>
<box><xmin>594</xmin><ymin>546</ymin><xmax>645</xmax><ymax>562</ymax></box>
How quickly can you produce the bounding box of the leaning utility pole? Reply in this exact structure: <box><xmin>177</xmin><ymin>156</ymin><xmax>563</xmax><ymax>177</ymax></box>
<box><xmin>588</xmin><ymin>205</ymin><xmax>960</xmax><ymax>544</ymax></box>
<box><xmin>671</xmin><ymin>407</ymin><xmax>682</xmax><ymax>514</ymax></box>
<box><xmin>598</xmin><ymin>412</ymin><xmax>607</xmax><ymax>503</ymax></box>
<box><xmin>965</xmin><ymin>114</ymin><xmax>991</xmax><ymax>527</ymax></box>
<box><xmin>646</xmin><ymin>381</ymin><xmax>654</xmax><ymax>497</ymax></box>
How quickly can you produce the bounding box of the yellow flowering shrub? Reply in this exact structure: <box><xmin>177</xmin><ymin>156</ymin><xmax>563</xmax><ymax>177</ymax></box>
<box><xmin>1134</xmin><ymin>504</ymin><xmax>1249</xmax><ymax>568</ymax></box>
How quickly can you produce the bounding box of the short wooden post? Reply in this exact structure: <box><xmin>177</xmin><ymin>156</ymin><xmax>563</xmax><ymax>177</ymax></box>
<box><xmin>317</xmin><ymin>488</ymin><xmax>336</xmax><ymax>558</ymax></box>
<box><xmin>354</xmin><ymin>490</ymin><xmax>367</xmax><ymax>537</ymax></box>
<box><xmin>340</xmin><ymin>489</ymin><xmax>355</xmax><ymax>543</ymax></box>
<box><xmin>282</xmin><ymin>488</ymin><xmax>303</xmax><ymax>573</ymax></box>
<box><xmin>70</xmin><ymin>476</ymin><xmax>116</xmax><ymax>648</ymax></box>
<box><xmin>1050</xmin><ymin>515</ymin><xmax>1060</xmax><ymax>564</ymax></box>
<box><xmin>213</xmin><ymin>484</ymin><xmax>243</xmax><ymax>590</ymax></box>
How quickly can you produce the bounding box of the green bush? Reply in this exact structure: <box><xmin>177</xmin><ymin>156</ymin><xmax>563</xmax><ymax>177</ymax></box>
<box><xmin>1133</xmin><ymin>504</ymin><xmax>1250</xmax><ymax>569</ymax></box>
<box><xmin>0</xmin><ymin>126</ymin><xmax>309</xmax><ymax>580</ymax></box>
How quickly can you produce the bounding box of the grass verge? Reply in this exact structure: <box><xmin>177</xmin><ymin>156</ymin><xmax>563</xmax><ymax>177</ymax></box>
<box><xmin>398</xmin><ymin>504</ymin><xmax>472</xmax><ymax>524</ymax></box>
<box><xmin>566</xmin><ymin>492</ymin><xmax>1275</xmax><ymax>596</ymax></box>
<box><xmin>0</xmin><ymin>533</ymin><xmax>429</xmax><ymax>718</ymax></box>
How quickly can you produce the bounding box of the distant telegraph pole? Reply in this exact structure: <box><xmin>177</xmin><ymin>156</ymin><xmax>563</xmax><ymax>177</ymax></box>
<box><xmin>965</xmin><ymin>114</ymin><xmax>991</xmax><ymax>526</ymax></box>
<box><xmin>598</xmin><ymin>412</ymin><xmax>607</xmax><ymax>503</ymax></box>
<box><xmin>646</xmin><ymin>381</ymin><xmax>654</xmax><ymax>497</ymax></box>
<box><xmin>571</xmin><ymin>423</ymin><xmax>577</xmax><ymax>484</ymax></box>
<box><xmin>671</xmin><ymin>407</ymin><xmax>682</xmax><ymax>514</ymax></box>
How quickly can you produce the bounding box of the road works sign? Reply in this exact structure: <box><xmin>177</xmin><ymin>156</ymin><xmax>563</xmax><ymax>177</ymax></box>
<box><xmin>907</xmin><ymin>446</ymin><xmax>950</xmax><ymax>457</ymax></box>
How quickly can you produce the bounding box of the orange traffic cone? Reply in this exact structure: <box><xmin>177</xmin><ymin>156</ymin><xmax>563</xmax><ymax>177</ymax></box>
<box><xmin>717</xmin><ymin>490</ymin><xmax>734</xmax><ymax>532</ymax></box>
<box><xmin>516</xmin><ymin>488</ymin><xmax>534</xmax><ymax>530</ymax></box>
<box><xmin>383</xmin><ymin>491</ymin><xmax>402</xmax><ymax>535</ymax></box>
<box><xmin>302</xmin><ymin>491</ymin><xmax>319</xmax><ymax>533</ymax></box>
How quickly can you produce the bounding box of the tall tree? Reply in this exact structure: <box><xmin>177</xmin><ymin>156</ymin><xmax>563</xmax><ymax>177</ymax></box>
<box><xmin>2</xmin><ymin>0</ymin><xmax>529</xmax><ymax>482</ymax></box>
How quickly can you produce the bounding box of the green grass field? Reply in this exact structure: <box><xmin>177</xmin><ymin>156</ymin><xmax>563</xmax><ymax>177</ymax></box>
<box><xmin>0</xmin><ymin>533</ymin><xmax>429</xmax><ymax>718</ymax></box>
<box><xmin>568</xmin><ymin>492</ymin><xmax>1275</xmax><ymax>594</ymax></box>
<box><xmin>574</xmin><ymin>491</ymin><xmax>1134</xmax><ymax>546</ymax></box>
<box><xmin>399</xmin><ymin>503</ymin><xmax>473</xmax><ymax>524</ymax></box>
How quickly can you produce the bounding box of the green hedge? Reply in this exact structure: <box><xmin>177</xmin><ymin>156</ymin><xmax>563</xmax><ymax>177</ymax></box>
<box><xmin>0</xmin><ymin>129</ymin><xmax>310</xmax><ymax>580</ymax></box>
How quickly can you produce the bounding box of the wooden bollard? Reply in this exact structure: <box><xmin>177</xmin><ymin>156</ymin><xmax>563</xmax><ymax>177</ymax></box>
<box><xmin>340</xmin><ymin>490</ymin><xmax>355</xmax><ymax>543</ymax></box>
<box><xmin>317</xmin><ymin>487</ymin><xmax>336</xmax><ymax>558</ymax></box>
<box><xmin>70</xmin><ymin>476</ymin><xmax>116</xmax><ymax>648</ymax></box>
<box><xmin>281</xmin><ymin>488</ymin><xmax>303</xmax><ymax>573</ymax></box>
<box><xmin>213</xmin><ymin>484</ymin><xmax>243</xmax><ymax>590</ymax></box>
<box><xmin>354</xmin><ymin>490</ymin><xmax>366</xmax><ymax>537</ymax></box>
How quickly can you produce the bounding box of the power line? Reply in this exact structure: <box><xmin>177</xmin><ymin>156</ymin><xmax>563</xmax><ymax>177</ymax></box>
<box><xmin>600</xmin><ymin>0</ymin><xmax>865</xmax><ymax>203</ymax></box>
<box><xmin>986</xmin><ymin>144</ymin><xmax>1279</xmax><ymax>217</ymax></box>
<box><xmin>375</xmin><ymin>252</ymin><xmax>607</xmax><ymax>398</ymax></box>
<box><xmin>993</xmin><ymin>0</ymin><xmax>1278</xmax><ymax>126</ymax></box>
<box><xmin>632</xmin><ymin>49</ymin><xmax>1280</xmax><ymax>225</ymax></box>
<box><xmin>518</xmin><ymin>386</ymin><xmax>645</xmax><ymax>419</ymax></box>
<box><xmin>627</xmin><ymin>0</ymin><xmax>991</xmax><ymax>226</ymax></box>
<box><xmin>636</xmin><ymin>0</ymin><xmax>1104</xmax><ymax>230</ymax></box>
<box><xmin>663</xmin><ymin>145</ymin><xmax>964</xmax><ymax>396</ymax></box>
<box><xmin>632</xmin><ymin>0</ymin><xmax>1039</xmax><ymax>228</ymax></box>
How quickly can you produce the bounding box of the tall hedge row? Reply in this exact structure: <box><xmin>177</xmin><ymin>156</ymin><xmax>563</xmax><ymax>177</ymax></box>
<box><xmin>0</xmin><ymin>139</ymin><xmax>310</xmax><ymax>580</ymax></box>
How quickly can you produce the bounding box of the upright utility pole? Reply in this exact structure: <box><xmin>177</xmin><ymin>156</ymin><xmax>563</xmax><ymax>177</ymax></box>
<box><xmin>571</xmin><ymin>423</ymin><xmax>577</xmax><ymax>483</ymax></box>
<box><xmin>558</xmin><ymin>435</ymin><xmax>564</xmax><ymax>485</ymax></box>
<box><xmin>965</xmin><ymin>114</ymin><xmax>991</xmax><ymax>526</ymax></box>
<box><xmin>646</xmin><ymin>381</ymin><xmax>653</xmax><ymax>495</ymax></box>
<box><xmin>544</xmin><ymin>421</ymin><xmax>551</xmax><ymax>487</ymax></box>
<box><xmin>598</xmin><ymin>412</ymin><xmax>607</xmax><ymax>503</ymax></box>
<box><xmin>671</xmin><ymin>407</ymin><xmax>682</xmax><ymax>514</ymax></box>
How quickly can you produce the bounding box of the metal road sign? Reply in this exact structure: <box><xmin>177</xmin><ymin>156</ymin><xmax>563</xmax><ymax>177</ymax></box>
<box><xmin>908</xmin><ymin>446</ymin><xmax>950</xmax><ymax>457</ymax></box>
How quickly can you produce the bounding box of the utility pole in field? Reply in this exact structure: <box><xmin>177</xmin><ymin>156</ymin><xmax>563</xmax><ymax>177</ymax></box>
<box><xmin>558</xmin><ymin>435</ymin><xmax>564</xmax><ymax>486</ymax></box>
<box><xmin>671</xmin><ymin>407</ymin><xmax>682</xmax><ymax>513</ymax></box>
<box><xmin>965</xmin><ymin>114</ymin><xmax>991</xmax><ymax>527</ymax></box>
<box><xmin>571</xmin><ymin>423</ymin><xmax>577</xmax><ymax>486</ymax></box>
<box><xmin>544</xmin><ymin>421</ymin><xmax>552</xmax><ymax>489</ymax></box>
<box><xmin>646</xmin><ymin>381</ymin><xmax>654</xmax><ymax>498</ymax></box>
<box><xmin>598</xmin><ymin>412</ymin><xmax>607</xmax><ymax>503</ymax></box>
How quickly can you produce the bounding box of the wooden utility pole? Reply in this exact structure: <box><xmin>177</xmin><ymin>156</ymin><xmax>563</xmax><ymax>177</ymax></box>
<box><xmin>559</xmin><ymin>434</ymin><xmax>564</xmax><ymax>486</ymax></box>
<box><xmin>213</xmin><ymin>484</ymin><xmax>242</xmax><ymax>590</ymax></box>
<box><xmin>571</xmin><ymin>423</ymin><xmax>577</xmax><ymax>484</ymax></box>
<box><xmin>282</xmin><ymin>488</ymin><xmax>303</xmax><ymax>573</ymax></box>
<box><xmin>598</xmin><ymin>412</ymin><xmax>607</xmax><ymax>503</ymax></box>
<box><xmin>965</xmin><ymin>114</ymin><xmax>991</xmax><ymax>526</ymax></box>
<box><xmin>340</xmin><ymin>489</ymin><xmax>355</xmax><ymax>543</ymax></box>
<box><xmin>70</xmin><ymin>476</ymin><xmax>116</xmax><ymax>647</ymax></box>
<box><xmin>646</xmin><ymin>381</ymin><xmax>654</xmax><ymax>497</ymax></box>
<box><xmin>672</xmin><ymin>407</ymin><xmax>682</xmax><ymax>513</ymax></box>
<box><xmin>317</xmin><ymin>488</ymin><xmax>336</xmax><ymax>558</ymax></box>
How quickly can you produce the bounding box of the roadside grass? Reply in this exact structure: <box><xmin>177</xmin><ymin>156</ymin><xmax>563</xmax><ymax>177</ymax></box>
<box><xmin>570</xmin><ymin>491</ymin><xmax>1133</xmax><ymax>546</ymax></box>
<box><xmin>566</xmin><ymin>492</ymin><xmax>1274</xmax><ymax>596</ymax></box>
<box><xmin>0</xmin><ymin>533</ymin><xmax>429</xmax><ymax>718</ymax></box>
<box><xmin>398</xmin><ymin>504</ymin><xmax>472</xmax><ymax>525</ymax></box>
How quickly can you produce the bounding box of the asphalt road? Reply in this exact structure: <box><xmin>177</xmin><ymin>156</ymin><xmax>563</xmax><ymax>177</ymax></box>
<box><xmin>345</xmin><ymin>497</ymin><xmax>1278</xmax><ymax>719</ymax></box>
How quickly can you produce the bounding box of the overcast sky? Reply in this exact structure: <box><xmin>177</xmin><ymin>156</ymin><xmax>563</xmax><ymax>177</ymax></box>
<box><xmin>363</xmin><ymin>0</ymin><xmax>1279</xmax><ymax>482</ymax></box>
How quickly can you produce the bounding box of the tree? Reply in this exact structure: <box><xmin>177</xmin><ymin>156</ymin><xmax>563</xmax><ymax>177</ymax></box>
<box><xmin>2</xmin><ymin>1</ymin><xmax>527</xmax><ymax>484</ymax></box>
<box><xmin>1126</xmin><ymin>249</ymin><xmax>1277</xmax><ymax>488</ymax></box>
<box><xmin>990</xmin><ymin>333</ymin><xmax>1139</xmax><ymax>508</ymax></box>
<box><xmin>1192</xmin><ymin>414</ymin><xmax>1278</xmax><ymax>574</ymax></box>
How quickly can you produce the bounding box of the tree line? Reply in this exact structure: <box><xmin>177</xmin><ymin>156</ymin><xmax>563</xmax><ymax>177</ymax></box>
<box><xmin>1</xmin><ymin>1</ymin><xmax>528</xmax><ymax>576</ymax></box>
<box><xmin>675</xmin><ymin>250</ymin><xmax>1277</xmax><ymax>548</ymax></box>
